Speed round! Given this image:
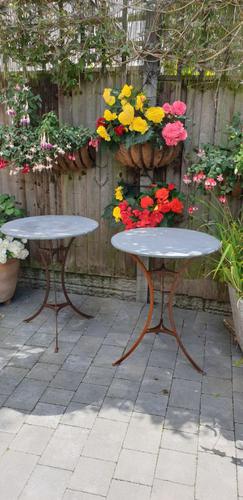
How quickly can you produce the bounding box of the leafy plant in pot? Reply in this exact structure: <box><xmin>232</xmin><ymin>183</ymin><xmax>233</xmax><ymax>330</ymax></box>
<box><xmin>197</xmin><ymin>198</ymin><xmax>243</xmax><ymax>349</ymax></box>
<box><xmin>0</xmin><ymin>194</ymin><xmax>29</xmax><ymax>304</ymax></box>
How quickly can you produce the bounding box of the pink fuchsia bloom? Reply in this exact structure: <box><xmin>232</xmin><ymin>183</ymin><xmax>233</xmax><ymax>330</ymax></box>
<box><xmin>15</xmin><ymin>84</ymin><xmax>21</xmax><ymax>91</ymax></box>
<box><xmin>89</xmin><ymin>138</ymin><xmax>100</xmax><ymax>151</ymax></box>
<box><xmin>162</xmin><ymin>102</ymin><xmax>172</xmax><ymax>114</ymax></box>
<box><xmin>217</xmin><ymin>174</ymin><xmax>224</xmax><ymax>182</ymax></box>
<box><xmin>218</xmin><ymin>195</ymin><xmax>227</xmax><ymax>204</ymax></box>
<box><xmin>6</xmin><ymin>108</ymin><xmax>16</xmax><ymax>116</ymax></box>
<box><xmin>162</xmin><ymin>121</ymin><xmax>187</xmax><ymax>146</ymax></box>
<box><xmin>205</xmin><ymin>177</ymin><xmax>217</xmax><ymax>190</ymax></box>
<box><xmin>20</xmin><ymin>115</ymin><xmax>30</xmax><ymax>126</ymax></box>
<box><xmin>0</xmin><ymin>158</ymin><xmax>8</xmax><ymax>169</ymax></box>
<box><xmin>68</xmin><ymin>153</ymin><xmax>76</xmax><ymax>161</ymax></box>
<box><xmin>41</xmin><ymin>142</ymin><xmax>53</xmax><ymax>150</ymax></box>
<box><xmin>193</xmin><ymin>171</ymin><xmax>206</xmax><ymax>184</ymax></box>
<box><xmin>188</xmin><ymin>205</ymin><xmax>199</xmax><ymax>215</ymax></box>
<box><xmin>183</xmin><ymin>174</ymin><xmax>192</xmax><ymax>185</ymax></box>
<box><xmin>171</xmin><ymin>100</ymin><xmax>187</xmax><ymax>115</ymax></box>
<box><xmin>21</xmin><ymin>164</ymin><xmax>30</xmax><ymax>174</ymax></box>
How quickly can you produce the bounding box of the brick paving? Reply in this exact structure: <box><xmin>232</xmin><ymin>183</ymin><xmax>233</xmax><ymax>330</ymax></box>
<box><xmin>0</xmin><ymin>288</ymin><xmax>242</xmax><ymax>500</ymax></box>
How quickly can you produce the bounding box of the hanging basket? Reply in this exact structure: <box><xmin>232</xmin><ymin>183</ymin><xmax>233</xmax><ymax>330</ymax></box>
<box><xmin>115</xmin><ymin>142</ymin><xmax>180</xmax><ymax>169</ymax></box>
<box><xmin>54</xmin><ymin>144</ymin><xmax>95</xmax><ymax>174</ymax></box>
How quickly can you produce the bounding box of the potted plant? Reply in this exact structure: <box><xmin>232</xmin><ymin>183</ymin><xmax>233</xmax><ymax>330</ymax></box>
<box><xmin>104</xmin><ymin>181</ymin><xmax>184</xmax><ymax>229</ymax></box>
<box><xmin>0</xmin><ymin>194</ymin><xmax>29</xmax><ymax>303</ymax></box>
<box><xmin>95</xmin><ymin>84</ymin><xmax>187</xmax><ymax>169</ymax></box>
<box><xmin>183</xmin><ymin>113</ymin><xmax>243</xmax><ymax>199</ymax></box>
<box><xmin>0</xmin><ymin>82</ymin><xmax>97</xmax><ymax>175</ymax></box>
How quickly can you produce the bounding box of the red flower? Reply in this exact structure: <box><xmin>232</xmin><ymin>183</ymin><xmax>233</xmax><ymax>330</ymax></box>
<box><xmin>140</xmin><ymin>196</ymin><xmax>154</xmax><ymax>209</ymax></box>
<box><xmin>96</xmin><ymin>117</ymin><xmax>106</xmax><ymax>128</ymax></box>
<box><xmin>168</xmin><ymin>183</ymin><xmax>175</xmax><ymax>191</ymax></box>
<box><xmin>158</xmin><ymin>202</ymin><xmax>171</xmax><ymax>213</ymax></box>
<box><xmin>155</xmin><ymin>188</ymin><xmax>169</xmax><ymax>203</ymax></box>
<box><xmin>119</xmin><ymin>200</ymin><xmax>129</xmax><ymax>211</ymax></box>
<box><xmin>170</xmin><ymin>198</ymin><xmax>184</xmax><ymax>214</ymax></box>
<box><xmin>21</xmin><ymin>164</ymin><xmax>30</xmax><ymax>174</ymax></box>
<box><xmin>114</xmin><ymin>125</ymin><xmax>125</xmax><ymax>136</ymax></box>
<box><xmin>0</xmin><ymin>158</ymin><xmax>8</xmax><ymax>169</ymax></box>
<box><xmin>150</xmin><ymin>211</ymin><xmax>164</xmax><ymax>225</ymax></box>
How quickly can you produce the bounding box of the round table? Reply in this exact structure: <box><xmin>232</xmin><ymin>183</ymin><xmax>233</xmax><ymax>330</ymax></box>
<box><xmin>111</xmin><ymin>227</ymin><xmax>221</xmax><ymax>373</ymax></box>
<box><xmin>2</xmin><ymin>215</ymin><xmax>98</xmax><ymax>351</ymax></box>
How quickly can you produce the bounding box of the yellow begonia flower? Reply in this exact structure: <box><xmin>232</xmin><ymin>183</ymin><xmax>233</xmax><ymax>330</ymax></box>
<box><xmin>135</xmin><ymin>94</ymin><xmax>146</xmax><ymax>111</ymax></box>
<box><xmin>97</xmin><ymin>125</ymin><xmax>111</xmax><ymax>142</ymax></box>
<box><xmin>118</xmin><ymin>103</ymin><xmax>134</xmax><ymax>126</ymax></box>
<box><xmin>113</xmin><ymin>206</ymin><xmax>121</xmax><ymax>222</ymax></box>
<box><xmin>130</xmin><ymin>117</ymin><xmax>149</xmax><ymax>134</ymax></box>
<box><xmin>145</xmin><ymin>107</ymin><xmax>165</xmax><ymax>123</ymax></box>
<box><xmin>103</xmin><ymin>88</ymin><xmax>116</xmax><ymax>106</ymax></box>
<box><xmin>115</xmin><ymin>186</ymin><xmax>123</xmax><ymax>201</ymax></box>
<box><xmin>103</xmin><ymin>110</ymin><xmax>117</xmax><ymax>121</ymax></box>
<box><xmin>119</xmin><ymin>84</ymin><xmax>133</xmax><ymax>99</ymax></box>
<box><xmin>121</xmin><ymin>99</ymin><xmax>127</xmax><ymax>107</ymax></box>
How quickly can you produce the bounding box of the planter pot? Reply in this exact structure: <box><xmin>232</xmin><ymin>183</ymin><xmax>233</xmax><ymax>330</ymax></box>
<box><xmin>228</xmin><ymin>285</ymin><xmax>243</xmax><ymax>351</ymax></box>
<box><xmin>115</xmin><ymin>142</ymin><xmax>180</xmax><ymax>169</ymax></box>
<box><xmin>54</xmin><ymin>145</ymin><xmax>95</xmax><ymax>174</ymax></box>
<box><xmin>0</xmin><ymin>259</ymin><xmax>20</xmax><ymax>304</ymax></box>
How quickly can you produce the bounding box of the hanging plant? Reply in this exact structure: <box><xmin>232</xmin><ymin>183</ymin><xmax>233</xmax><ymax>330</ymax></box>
<box><xmin>95</xmin><ymin>84</ymin><xmax>187</xmax><ymax>169</ymax></box>
<box><xmin>0</xmin><ymin>82</ymin><xmax>97</xmax><ymax>174</ymax></box>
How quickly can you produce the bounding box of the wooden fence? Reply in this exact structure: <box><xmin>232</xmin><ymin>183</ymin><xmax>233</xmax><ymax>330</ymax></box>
<box><xmin>0</xmin><ymin>71</ymin><xmax>242</xmax><ymax>310</ymax></box>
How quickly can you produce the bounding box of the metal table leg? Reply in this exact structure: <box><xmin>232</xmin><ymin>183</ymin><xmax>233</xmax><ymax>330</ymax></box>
<box><xmin>24</xmin><ymin>237</ymin><xmax>92</xmax><ymax>351</ymax></box>
<box><xmin>113</xmin><ymin>255</ymin><xmax>204</xmax><ymax>373</ymax></box>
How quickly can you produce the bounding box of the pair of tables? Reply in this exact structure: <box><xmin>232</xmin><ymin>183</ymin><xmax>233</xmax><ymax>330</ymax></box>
<box><xmin>2</xmin><ymin>215</ymin><xmax>220</xmax><ymax>373</ymax></box>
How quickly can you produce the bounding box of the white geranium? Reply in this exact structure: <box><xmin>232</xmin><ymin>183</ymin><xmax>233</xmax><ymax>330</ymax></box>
<box><xmin>0</xmin><ymin>235</ymin><xmax>29</xmax><ymax>263</ymax></box>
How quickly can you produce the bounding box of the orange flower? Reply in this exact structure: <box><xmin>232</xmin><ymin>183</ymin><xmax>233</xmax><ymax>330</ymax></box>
<box><xmin>155</xmin><ymin>188</ymin><xmax>169</xmax><ymax>203</ymax></box>
<box><xmin>140</xmin><ymin>196</ymin><xmax>154</xmax><ymax>209</ymax></box>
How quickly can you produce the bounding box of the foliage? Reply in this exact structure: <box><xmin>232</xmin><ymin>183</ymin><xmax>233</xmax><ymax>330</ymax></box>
<box><xmin>199</xmin><ymin>198</ymin><xmax>243</xmax><ymax>297</ymax></box>
<box><xmin>184</xmin><ymin>114</ymin><xmax>243</xmax><ymax>197</ymax></box>
<box><xmin>0</xmin><ymin>82</ymin><xmax>95</xmax><ymax>174</ymax></box>
<box><xmin>0</xmin><ymin>2</ymin><xmax>241</xmax><ymax>90</ymax></box>
<box><xmin>96</xmin><ymin>84</ymin><xmax>187</xmax><ymax>151</ymax></box>
<box><xmin>104</xmin><ymin>181</ymin><xmax>185</xmax><ymax>230</ymax></box>
<box><xmin>0</xmin><ymin>193</ymin><xmax>24</xmax><ymax>226</ymax></box>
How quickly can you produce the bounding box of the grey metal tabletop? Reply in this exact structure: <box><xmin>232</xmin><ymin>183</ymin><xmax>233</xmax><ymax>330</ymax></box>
<box><xmin>111</xmin><ymin>227</ymin><xmax>221</xmax><ymax>259</ymax></box>
<box><xmin>1</xmin><ymin>215</ymin><xmax>99</xmax><ymax>241</ymax></box>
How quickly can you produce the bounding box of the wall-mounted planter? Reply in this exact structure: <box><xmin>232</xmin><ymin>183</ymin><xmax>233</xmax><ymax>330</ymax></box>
<box><xmin>54</xmin><ymin>145</ymin><xmax>96</xmax><ymax>174</ymax></box>
<box><xmin>115</xmin><ymin>142</ymin><xmax>180</xmax><ymax>169</ymax></box>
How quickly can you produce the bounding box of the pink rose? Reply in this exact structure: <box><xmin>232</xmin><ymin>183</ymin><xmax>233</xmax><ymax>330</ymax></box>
<box><xmin>162</xmin><ymin>102</ymin><xmax>172</xmax><ymax>114</ymax></box>
<box><xmin>162</xmin><ymin>121</ymin><xmax>187</xmax><ymax>146</ymax></box>
<box><xmin>171</xmin><ymin>101</ymin><xmax>187</xmax><ymax>115</ymax></box>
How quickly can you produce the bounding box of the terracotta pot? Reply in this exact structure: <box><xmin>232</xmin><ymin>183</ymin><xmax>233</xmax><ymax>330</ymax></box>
<box><xmin>0</xmin><ymin>259</ymin><xmax>20</xmax><ymax>304</ymax></box>
<box><xmin>115</xmin><ymin>142</ymin><xmax>180</xmax><ymax>169</ymax></box>
<box><xmin>54</xmin><ymin>145</ymin><xmax>95</xmax><ymax>174</ymax></box>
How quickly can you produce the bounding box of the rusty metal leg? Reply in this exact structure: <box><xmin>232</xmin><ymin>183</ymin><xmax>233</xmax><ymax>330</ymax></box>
<box><xmin>113</xmin><ymin>254</ymin><xmax>154</xmax><ymax>366</ymax></box>
<box><xmin>24</xmin><ymin>248</ymin><xmax>51</xmax><ymax>323</ymax></box>
<box><xmin>167</xmin><ymin>262</ymin><xmax>204</xmax><ymax>374</ymax></box>
<box><xmin>61</xmin><ymin>237</ymin><xmax>93</xmax><ymax>320</ymax></box>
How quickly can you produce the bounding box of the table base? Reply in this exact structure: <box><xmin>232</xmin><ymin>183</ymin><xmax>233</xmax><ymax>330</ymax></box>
<box><xmin>24</xmin><ymin>237</ymin><xmax>92</xmax><ymax>352</ymax></box>
<box><xmin>113</xmin><ymin>254</ymin><xmax>204</xmax><ymax>374</ymax></box>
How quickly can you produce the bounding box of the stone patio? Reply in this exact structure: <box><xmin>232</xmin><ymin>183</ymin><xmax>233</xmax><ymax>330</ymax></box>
<box><xmin>0</xmin><ymin>287</ymin><xmax>242</xmax><ymax>500</ymax></box>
